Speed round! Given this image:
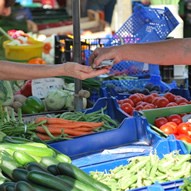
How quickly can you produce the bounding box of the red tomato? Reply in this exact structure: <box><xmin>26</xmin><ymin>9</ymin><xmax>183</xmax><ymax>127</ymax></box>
<box><xmin>175</xmin><ymin>97</ymin><xmax>189</xmax><ymax>105</ymax></box>
<box><xmin>166</xmin><ymin>102</ymin><xmax>178</xmax><ymax>107</ymax></box>
<box><xmin>164</xmin><ymin>92</ymin><xmax>175</xmax><ymax>102</ymax></box>
<box><xmin>176</xmin><ymin>134</ymin><xmax>191</xmax><ymax>143</ymax></box>
<box><xmin>167</xmin><ymin>114</ymin><xmax>182</xmax><ymax>125</ymax></box>
<box><xmin>143</xmin><ymin>95</ymin><xmax>154</xmax><ymax>103</ymax></box>
<box><xmin>150</xmin><ymin>93</ymin><xmax>159</xmax><ymax>97</ymax></box>
<box><xmin>135</xmin><ymin>104</ymin><xmax>144</xmax><ymax>111</ymax></box>
<box><xmin>129</xmin><ymin>94</ymin><xmax>142</xmax><ymax>105</ymax></box>
<box><xmin>122</xmin><ymin>98</ymin><xmax>134</xmax><ymax>107</ymax></box>
<box><xmin>121</xmin><ymin>102</ymin><xmax>133</xmax><ymax>115</ymax></box>
<box><xmin>154</xmin><ymin>117</ymin><xmax>168</xmax><ymax>128</ymax></box>
<box><xmin>143</xmin><ymin>104</ymin><xmax>155</xmax><ymax>110</ymax></box>
<box><xmin>156</xmin><ymin>97</ymin><xmax>169</xmax><ymax>108</ymax></box>
<box><xmin>165</xmin><ymin>122</ymin><xmax>178</xmax><ymax>134</ymax></box>
<box><xmin>160</xmin><ymin>124</ymin><xmax>175</xmax><ymax>135</ymax></box>
<box><xmin>177</xmin><ymin>122</ymin><xmax>190</xmax><ymax>136</ymax></box>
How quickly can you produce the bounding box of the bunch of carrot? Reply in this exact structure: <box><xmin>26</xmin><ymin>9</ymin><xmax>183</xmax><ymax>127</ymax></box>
<box><xmin>34</xmin><ymin>117</ymin><xmax>104</xmax><ymax>141</ymax></box>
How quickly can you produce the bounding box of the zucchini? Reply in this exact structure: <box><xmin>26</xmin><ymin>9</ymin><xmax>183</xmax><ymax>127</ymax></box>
<box><xmin>12</xmin><ymin>168</ymin><xmax>29</xmax><ymax>182</ymax></box>
<box><xmin>57</xmin><ymin>162</ymin><xmax>111</xmax><ymax>191</ymax></box>
<box><xmin>0</xmin><ymin>182</ymin><xmax>15</xmax><ymax>191</ymax></box>
<box><xmin>0</xmin><ymin>156</ymin><xmax>20</xmax><ymax>179</ymax></box>
<box><xmin>58</xmin><ymin>174</ymin><xmax>98</xmax><ymax>191</ymax></box>
<box><xmin>27</xmin><ymin>170</ymin><xmax>81</xmax><ymax>191</ymax></box>
<box><xmin>13</xmin><ymin>151</ymin><xmax>37</xmax><ymax>166</ymax></box>
<box><xmin>15</xmin><ymin>181</ymin><xmax>35</xmax><ymax>191</ymax></box>
<box><xmin>47</xmin><ymin>165</ymin><xmax>60</xmax><ymax>176</ymax></box>
<box><xmin>25</xmin><ymin>162</ymin><xmax>48</xmax><ymax>173</ymax></box>
<box><xmin>40</xmin><ymin>156</ymin><xmax>60</xmax><ymax>168</ymax></box>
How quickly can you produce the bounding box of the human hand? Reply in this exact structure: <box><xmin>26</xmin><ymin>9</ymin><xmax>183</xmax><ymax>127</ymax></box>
<box><xmin>61</xmin><ymin>62</ymin><xmax>110</xmax><ymax>80</ymax></box>
<box><xmin>89</xmin><ymin>46</ymin><xmax>123</xmax><ymax>68</ymax></box>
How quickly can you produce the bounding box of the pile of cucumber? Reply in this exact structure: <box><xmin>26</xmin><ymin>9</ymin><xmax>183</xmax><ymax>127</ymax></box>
<box><xmin>0</xmin><ymin>160</ymin><xmax>111</xmax><ymax>191</ymax></box>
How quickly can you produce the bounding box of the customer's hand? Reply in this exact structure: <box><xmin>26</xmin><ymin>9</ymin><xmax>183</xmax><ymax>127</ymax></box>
<box><xmin>60</xmin><ymin>62</ymin><xmax>110</xmax><ymax>80</ymax></box>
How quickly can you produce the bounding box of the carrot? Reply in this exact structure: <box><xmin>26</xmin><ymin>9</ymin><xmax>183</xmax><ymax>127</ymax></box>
<box><xmin>36</xmin><ymin>133</ymin><xmax>51</xmax><ymax>141</ymax></box>
<box><xmin>36</xmin><ymin>126</ymin><xmax>93</xmax><ymax>136</ymax></box>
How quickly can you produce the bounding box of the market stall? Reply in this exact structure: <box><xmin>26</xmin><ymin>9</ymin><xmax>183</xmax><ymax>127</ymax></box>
<box><xmin>0</xmin><ymin>0</ymin><xmax>190</xmax><ymax>190</ymax></box>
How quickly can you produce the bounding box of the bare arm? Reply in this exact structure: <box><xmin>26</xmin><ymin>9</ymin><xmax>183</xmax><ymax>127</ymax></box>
<box><xmin>91</xmin><ymin>38</ymin><xmax>191</xmax><ymax>66</ymax></box>
<box><xmin>0</xmin><ymin>61</ymin><xmax>109</xmax><ymax>80</ymax></box>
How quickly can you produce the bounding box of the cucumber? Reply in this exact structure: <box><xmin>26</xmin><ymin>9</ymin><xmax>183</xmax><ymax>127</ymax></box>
<box><xmin>47</xmin><ymin>165</ymin><xmax>60</xmax><ymax>176</ymax></box>
<box><xmin>58</xmin><ymin>174</ymin><xmax>99</xmax><ymax>191</ymax></box>
<box><xmin>12</xmin><ymin>168</ymin><xmax>29</xmax><ymax>182</ymax></box>
<box><xmin>27</xmin><ymin>170</ymin><xmax>81</xmax><ymax>191</ymax></box>
<box><xmin>0</xmin><ymin>182</ymin><xmax>15</xmax><ymax>191</ymax></box>
<box><xmin>57</xmin><ymin>162</ymin><xmax>111</xmax><ymax>191</ymax></box>
<box><xmin>25</xmin><ymin>162</ymin><xmax>48</xmax><ymax>173</ymax></box>
<box><xmin>15</xmin><ymin>181</ymin><xmax>35</xmax><ymax>191</ymax></box>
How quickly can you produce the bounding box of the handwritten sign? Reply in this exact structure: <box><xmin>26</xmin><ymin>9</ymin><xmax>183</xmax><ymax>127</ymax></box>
<box><xmin>32</xmin><ymin>78</ymin><xmax>65</xmax><ymax>99</ymax></box>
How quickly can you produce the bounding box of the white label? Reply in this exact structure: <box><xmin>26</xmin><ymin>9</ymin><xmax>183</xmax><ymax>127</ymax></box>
<box><xmin>32</xmin><ymin>78</ymin><xmax>65</xmax><ymax>99</ymax></box>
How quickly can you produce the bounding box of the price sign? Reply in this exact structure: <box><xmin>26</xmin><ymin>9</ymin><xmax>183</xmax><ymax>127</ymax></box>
<box><xmin>32</xmin><ymin>78</ymin><xmax>65</xmax><ymax>99</ymax></box>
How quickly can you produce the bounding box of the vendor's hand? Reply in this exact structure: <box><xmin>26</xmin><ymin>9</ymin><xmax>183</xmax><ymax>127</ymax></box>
<box><xmin>90</xmin><ymin>46</ymin><xmax>123</xmax><ymax>68</ymax></box>
<box><xmin>61</xmin><ymin>62</ymin><xmax>110</xmax><ymax>80</ymax></box>
<box><xmin>27</xmin><ymin>20</ymin><xmax>38</xmax><ymax>33</ymax></box>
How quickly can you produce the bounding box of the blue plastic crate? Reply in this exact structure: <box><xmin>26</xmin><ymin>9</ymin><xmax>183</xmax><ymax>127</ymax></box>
<box><xmin>48</xmin><ymin>97</ymin><xmax>129</xmax><ymax>159</ymax></box>
<box><xmin>84</xmin><ymin>5</ymin><xmax>178</xmax><ymax>77</ymax></box>
<box><xmin>101</xmin><ymin>75</ymin><xmax>176</xmax><ymax>99</ymax></box>
<box><xmin>79</xmin><ymin>136</ymin><xmax>188</xmax><ymax>191</ymax></box>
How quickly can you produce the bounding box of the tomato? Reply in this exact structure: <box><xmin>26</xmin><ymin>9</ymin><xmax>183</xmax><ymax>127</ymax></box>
<box><xmin>143</xmin><ymin>104</ymin><xmax>155</xmax><ymax>110</ymax></box>
<box><xmin>165</xmin><ymin>122</ymin><xmax>178</xmax><ymax>134</ymax></box>
<box><xmin>152</xmin><ymin>97</ymin><xmax>160</xmax><ymax>106</ymax></box>
<box><xmin>176</xmin><ymin>134</ymin><xmax>191</xmax><ymax>143</ymax></box>
<box><xmin>177</xmin><ymin>122</ymin><xmax>190</xmax><ymax>136</ymax></box>
<box><xmin>121</xmin><ymin>102</ymin><xmax>133</xmax><ymax>115</ymax></box>
<box><xmin>154</xmin><ymin>117</ymin><xmax>168</xmax><ymax>128</ymax></box>
<box><xmin>167</xmin><ymin>114</ymin><xmax>182</xmax><ymax>125</ymax></box>
<box><xmin>143</xmin><ymin>95</ymin><xmax>154</xmax><ymax>103</ymax></box>
<box><xmin>164</xmin><ymin>92</ymin><xmax>175</xmax><ymax>102</ymax></box>
<box><xmin>135</xmin><ymin>104</ymin><xmax>144</xmax><ymax>111</ymax></box>
<box><xmin>129</xmin><ymin>94</ymin><xmax>142</xmax><ymax>105</ymax></box>
<box><xmin>166</xmin><ymin>102</ymin><xmax>178</xmax><ymax>107</ymax></box>
<box><xmin>160</xmin><ymin>124</ymin><xmax>175</xmax><ymax>135</ymax></box>
<box><xmin>175</xmin><ymin>97</ymin><xmax>189</xmax><ymax>105</ymax></box>
<box><xmin>121</xmin><ymin>98</ymin><xmax>134</xmax><ymax>107</ymax></box>
<box><xmin>156</xmin><ymin>97</ymin><xmax>169</xmax><ymax>108</ymax></box>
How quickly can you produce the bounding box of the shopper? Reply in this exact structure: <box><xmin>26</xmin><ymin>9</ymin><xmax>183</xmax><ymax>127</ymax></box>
<box><xmin>0</xmin><ymin>0</ymin><xmax>109</xmax><ymax>80</ymax></box>
<box><xmin>90</xmin><ymin>38</ymin><xmax>191</xmax><ymax>68</ymax></box>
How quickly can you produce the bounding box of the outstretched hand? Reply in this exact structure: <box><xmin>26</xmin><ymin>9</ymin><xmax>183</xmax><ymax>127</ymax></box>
<box><xmin>61</xmin><ymin>62</ymin><xmax>110</xmax><ymax>80</ymax></box>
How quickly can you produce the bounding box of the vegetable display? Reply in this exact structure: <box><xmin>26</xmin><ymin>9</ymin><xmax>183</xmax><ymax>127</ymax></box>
<box><xmin>34</xmin><ymin>107</ymin><xmax>119</xmax><ymax>141</ymax></box>
<box><xmin>0</xmin><ymin>150</ymin><xmax>110</xmax><ymax>191</ymax></box>
<box><xmin>118</xmin><ymin>92</ymin><xmax>190</xmax><ymax>115</ymax></box>
<box><xmin>90</xmin><ymin>152</ymin><xmax>191</xmax><ymax>191</ymax></box>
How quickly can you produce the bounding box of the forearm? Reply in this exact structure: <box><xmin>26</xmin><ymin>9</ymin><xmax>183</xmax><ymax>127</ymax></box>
<box><xmin>0</xmin><ymin>61</ymin><xmax>63</xmax><ymax>80</ymax></box>
<box><xmin>120</xmin><ymin>38</ymin><xmax>191</xmax><ymax>65</ymax></box>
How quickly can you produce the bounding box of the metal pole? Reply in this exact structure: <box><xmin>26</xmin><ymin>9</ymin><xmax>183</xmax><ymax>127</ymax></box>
<box><xmin>72</xmin><ymin>0</ymin><xmax>83</xmax><ymax>111</ymax></box>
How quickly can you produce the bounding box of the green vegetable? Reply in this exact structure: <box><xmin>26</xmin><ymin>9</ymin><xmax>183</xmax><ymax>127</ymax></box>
<box><xmin>27</xmin><ymin>170</ymin><xmax>81</xmax><ymax>191</ymax></box>
<box><xmin>15</xmin><ymin>181</ymin><xmax>35</xmax><ymax>191</ymax></box>
<box><xmin>57</xmin><ymin>162</ymin><xmax>111</xmax><ymax>191</ymax></box>
<box><xmin>0</xmin><ymin>80</ymin><xmax>14</xmax><ymax>106</ymax></box>
<box><xmin>44</xmin><ymin>89</ymin><xmax>67</xmax><ymax>111</ymax></box>
<box><xmin>13</xmin><ymin>151</ymin><xmax>37</xmax><ymax>166</ymax></box>
<box><xmin>21</xmin><ymin>96</ymin><xmax>45</xmax><ymax>114</ymax></box>
<box><xmin>58</xmin><ymin>174</ymin><xmax>99</xmax><ymax>191</ymax></box>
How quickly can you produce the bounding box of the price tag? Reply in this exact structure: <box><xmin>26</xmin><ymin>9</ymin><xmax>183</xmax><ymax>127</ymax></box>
<box><xmin>32</xmin><ymin>78</ymin><xmax>65</xmax><ymax>99</ymax></box>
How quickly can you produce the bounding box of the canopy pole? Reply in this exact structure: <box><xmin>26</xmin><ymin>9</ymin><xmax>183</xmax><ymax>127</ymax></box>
<box><xmin>72</xmin><ymin>0</ymin><xmax>83</xmax><ymax>111</ymax></box>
